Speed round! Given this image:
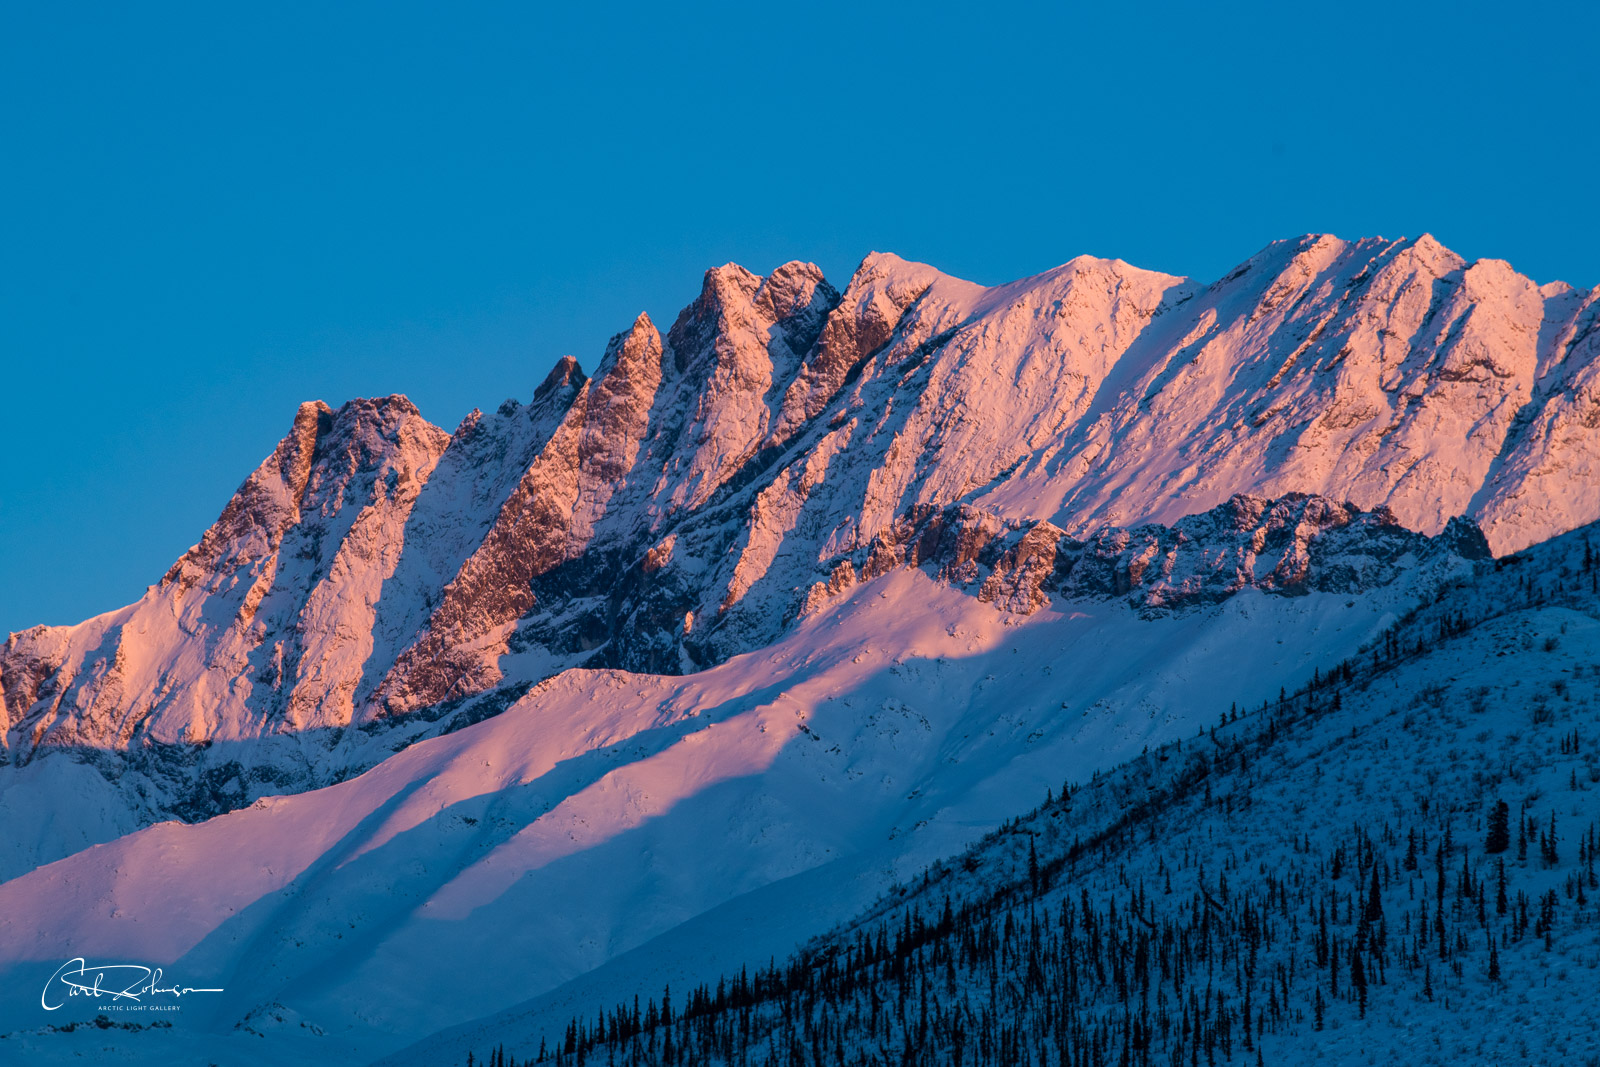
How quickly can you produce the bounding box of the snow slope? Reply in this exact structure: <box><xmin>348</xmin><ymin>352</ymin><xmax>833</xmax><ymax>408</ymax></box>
<box><xmin>395</xmin><ymin>513</ymin><xmax>1600</xmax><ymax>1067</ymax></box>
<box><xmin>0</xmin><ymin>503</ymin><xmax>1473</xmax><ymax>1065</ymax></box>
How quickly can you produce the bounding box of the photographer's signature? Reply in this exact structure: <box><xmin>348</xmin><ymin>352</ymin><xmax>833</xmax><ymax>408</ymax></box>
<box><xmin>41</xmin><ymin>959</ymin><xmax>223</xmax><ymax>1010</ymax></box>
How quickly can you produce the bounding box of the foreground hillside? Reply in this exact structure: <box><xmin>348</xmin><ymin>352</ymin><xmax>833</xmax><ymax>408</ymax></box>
<box><xmin>412</xmin><ymin>524</ymin><xmax>1600</xmax><ymax>1067</ymax></box>
<box><xmin>0</xmin><ymin>498</ymin><xmax>1473</xmax><ymax>1067</ymax></box>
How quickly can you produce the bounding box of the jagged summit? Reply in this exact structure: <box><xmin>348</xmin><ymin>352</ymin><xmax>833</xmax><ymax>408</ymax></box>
<box><xmin>533</xmin><ymin>353</ymin><xmax>586</xmax><ymax>402</ymax></box>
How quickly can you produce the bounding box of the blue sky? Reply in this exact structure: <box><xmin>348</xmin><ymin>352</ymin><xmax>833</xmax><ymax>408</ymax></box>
<box><xmin>2</xmin><ymin>1</ymin><xmax>1596</xmax><ymax>635</ymax></box>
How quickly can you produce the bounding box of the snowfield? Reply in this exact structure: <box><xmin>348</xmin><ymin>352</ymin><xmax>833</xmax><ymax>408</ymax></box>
<box><xmin>0</xmin><ymin>558</ymin><xmax>1447</xmax><ymax>1065</ymax></box>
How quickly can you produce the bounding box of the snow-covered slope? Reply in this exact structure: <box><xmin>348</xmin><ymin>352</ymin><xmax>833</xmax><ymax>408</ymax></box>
<box><xmin>396</xmin><ymin>515</ymin><xmax>1600</xmax><ymax>1067</ymax></box>
<box><xmin>0</xmin><ymin>497</ymin><xmax>1479</xmax><ymax>1065</ymax></box>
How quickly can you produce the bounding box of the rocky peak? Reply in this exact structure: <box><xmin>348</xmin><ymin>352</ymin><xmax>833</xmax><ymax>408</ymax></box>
<box><xmin>649</xmin><ymin>263</ymin><xmax>840</xmax><ymax>512</ymax></box>
<box><xmin>160</xmin><ymin>399</ymin><xmax>333</xmax><ymax>593</ymax></box>
<box><xmin>309</xmin><ymin>395</ymin><xmax>440</xmax><ymax>477</ymax></box>
<box><xmin>665</xmin><ymin>261</ymin><xmax>839</xmax><ymax>377</ymax></box>
<box><xmin>667</xmin><ymin>266</ymin><xmax>763</xmax><ymax>377</ymax></box>
<box><xmin>769</xmin><ymin>253</ymin><xmax>949</xmax><ymax>443</ymax></box>
<box><xmin>534</xmin><ymin>354</ymin><xmax>587</xmax><ymax>404</ymax></box>
<box><xmin>598</xmin><ymin>313</ymin><xmax>662</xmax><ymax>380</ymax></box>
<box><xmin>755</xmin><ymin>261</ymin><xmax>835</xmax><ymax>327</ymax></box>
<box><xmin>284</xmin><ymin>399</ymin><xmax>336</xmax><ymax>490</ymax></box>
<box><xmin>582</xmin><ymin>313</ymin><xmax>663</xmax><ymax>484</ymax></box>
<box><xmin>1406</xmin><ymin>232</ymin><xmax>1465</xmax><ymax>273</ymax></box>
<box><xmin>0</xmin><ymin>393</ymin><xmax>455</xmax><ymax>757</ymax></box>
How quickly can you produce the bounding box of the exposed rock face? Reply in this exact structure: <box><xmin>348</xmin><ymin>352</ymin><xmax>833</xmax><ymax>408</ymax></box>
<box><xmin>978</xmin><ymin>523</ymin><xmax>1065</xmax><ymax>615</ymax></box>
<box><xmin>770</xmin><ymin>253</ymin><xmax>942</xmax><ymax>442</ymax></box>
<box><xmin>372</xmin><ymin>315</ymin><xmax>662</xmax><ymax>714</ymax></box>
<box><xmin>2</xmin><ymin>237</ymin><xmax>1595</xmax><ymax>831</ymax></box>
<box><xmin>801</xmin><ymin>492</ymin><xmax>1487</xmax><ymax>620</ymax></box>
<box><xmin>1055</xmin><ymin>494</ymin><xmax>1491</xmax><ymax>609</ymax></box>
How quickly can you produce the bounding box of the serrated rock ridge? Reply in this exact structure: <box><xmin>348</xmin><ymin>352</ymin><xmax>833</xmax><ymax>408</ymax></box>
<box><xmin>3</xmin><ymin>235</ymin><xmax>1597</xmax><ymax>847</ymax></box>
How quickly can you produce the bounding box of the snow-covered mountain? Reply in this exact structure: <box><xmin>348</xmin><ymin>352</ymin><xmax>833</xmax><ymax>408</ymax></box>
<box><xmin>1</xmin><ymin>234</ymin><xmax>1597</xmax><ymax>1064</ymax></box>
<box><xmin>3</xmin><ymin>487</ymin><xmax>1594</xmax><ymax>1067</ymax></box>
<box><xmin>3</xmin><ymin>237</ymin><xmax>1594</xmax><ymax>802</ymax></box>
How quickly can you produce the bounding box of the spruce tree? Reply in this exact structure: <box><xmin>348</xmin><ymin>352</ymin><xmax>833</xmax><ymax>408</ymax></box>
<box><xmin>1485</xmin><ymin>799</ymin><xmax>1510</xmax><ymax>854</ymax></box>
<box><xmin>1365</xmin><ymin>862</ymin><xmax>1383</xmax><ymax>924</ymax></box>
<box><xmin>1350</xmin><ymin>945</ymin><xmax>1368</xmax><ymax>1018</ymax></box>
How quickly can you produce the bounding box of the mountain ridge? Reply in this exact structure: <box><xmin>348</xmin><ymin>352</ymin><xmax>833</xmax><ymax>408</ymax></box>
<box><xmin>2</xmin><ymin>233</ymin><xmax>1595</xmax><ymax>828</ymax></box>
<box><xmin>4</xmin><ymin>232</ymin><xmax>1599</xmax><ymax>1065</ymax></box>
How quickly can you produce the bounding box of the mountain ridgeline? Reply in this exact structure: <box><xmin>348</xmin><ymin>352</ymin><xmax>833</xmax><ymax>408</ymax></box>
<box><xmin>4</xmin><ymin>234</ymin><xmax>1600</xmax><ymax>1067</ymax></box>
<box><xmin>1</xmin><ymin>234</ymin><xmax>1594</xmax><ymax>801</ymax></box>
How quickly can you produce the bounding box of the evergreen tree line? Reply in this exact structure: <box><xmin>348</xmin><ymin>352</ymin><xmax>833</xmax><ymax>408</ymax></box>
<box><xmin>498</xmin><ymin>804</ymin><xmax>1600</xmax><ymax>1067</ymax></box>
